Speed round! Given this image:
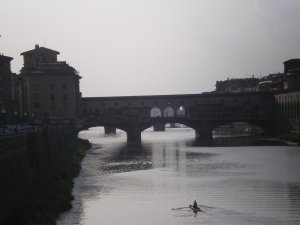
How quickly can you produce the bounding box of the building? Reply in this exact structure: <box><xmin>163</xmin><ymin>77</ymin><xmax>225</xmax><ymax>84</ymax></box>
<box><xmin>274</xmin><ymin>59</ymin><xmax>300</xmax><ymax>130</ymax></box>
<box><xmin>275</xmin><ymin>90</ymin><xmax>300</xmax><ymax>130</ymax></box>
<box><xmin>215</xmin><ymin>77</ymin><xmax>259</xmax><ymax>93</ymax></box>
<box><xmin>284</xmin><ymin>59</ymin><xmax>300</xmax><ymax>73</ymax></box>
<box><xmin>0</xmin><ymin>54</ymin><xmax>13</xmax><ymax>123</ymax></box>
<box><xmin>19</xmin><ymin>45</ymin><xmax>81</xmax><ymax>124</ymax></box>
<box><xmin>257</xmin><ymin>73</ymin><xmax>286</xmax><ymax>92</ymax></box>
<box><xmin>258</xmin><ymin>59</ymin><xmax>300</xmax><ymax>92</ymax></box>
<box><xmin>216</xmin><ymin>59</ymin><xmax>300</xmax><ymax>93</ymax></box>
<box><xmin>284</xmin><ymin>59</ymin><xmax>300</xmax><ymax>90</ymax></box>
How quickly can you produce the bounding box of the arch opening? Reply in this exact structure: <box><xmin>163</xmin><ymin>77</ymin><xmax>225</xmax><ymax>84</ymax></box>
<box><xmin>150</xmin><ymin>107</ymin><xmax>162</xmax><ymax>118</ymax></box>
<box><xmin>163</xmin><ymin>107</ymin><xmax>175</xmax><ymax>118</ymax></box>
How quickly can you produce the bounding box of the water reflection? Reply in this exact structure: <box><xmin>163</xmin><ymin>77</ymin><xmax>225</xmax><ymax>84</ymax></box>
<box><xmin>191</xmin><ymin>135</ymin><xmax>288</xmax><ymax>147</ymax></box>
<box><xmin>57</xmin><ymin>127</ymin><xmax>300</xmax><ymax>225</ymax></box>
<box><xmin>288</xmin><ymin>184</ymin><xmax>300</xmax><ymax>221</ymax></box>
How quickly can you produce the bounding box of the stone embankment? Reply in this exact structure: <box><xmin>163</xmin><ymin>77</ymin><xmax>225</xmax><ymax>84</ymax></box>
<box><xmin>0</xmin><ymin>128</ymin><xmax>90</xmax><ymax>225</ymax></box>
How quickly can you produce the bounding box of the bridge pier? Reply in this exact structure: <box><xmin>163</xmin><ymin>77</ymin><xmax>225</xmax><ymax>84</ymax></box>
<box><xmin>104</xmin><ymin>126</ymin><xmax>116</xmax><ymax>134</ymax></box>
<box><xmin>153</xmin><ymin>122</ymin><xmax>165</xmax><ymax>131</ymax></box>
<box><xmin>126</xmin><ymin>123</ymin><xmax>142</xmax><ymax>143</ymax></box>
<box><xmin>194</xmin><ymin>126</ymin><xmax>213</xmax><ymax>146</ymax></box>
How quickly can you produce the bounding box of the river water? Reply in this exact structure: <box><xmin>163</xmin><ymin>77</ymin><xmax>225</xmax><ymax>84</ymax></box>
<box><xmin>57</xmin><ymin>127</ymin><xmax>300</xmax><ymax>225</ymax></box>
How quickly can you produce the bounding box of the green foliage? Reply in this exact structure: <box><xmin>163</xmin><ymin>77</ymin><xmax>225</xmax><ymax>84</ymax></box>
<box><xmin>6</xmin><ymin>138</ymin><xmax>91</xmax><ymax>225</ymax></box>
<box><xmin>279</xmin><ymin>132</ymin><xmax>300</xmax><ymax>144</ymax></box>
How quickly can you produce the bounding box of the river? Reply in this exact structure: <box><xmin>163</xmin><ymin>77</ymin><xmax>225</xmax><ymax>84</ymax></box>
<box><xmin>57</xmin><ymin>127</ymin><xmax>300</xmax><ymax>225</ymax></box>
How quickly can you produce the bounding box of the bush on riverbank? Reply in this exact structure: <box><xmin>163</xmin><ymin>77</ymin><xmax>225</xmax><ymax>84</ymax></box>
<box><xmin>278</xmin><ymin>131</ymin><xmax>300</xmax><ymax>145</ymax></box>
<box><xmin>5</xmin><ymin>138</ymin><xmax>91</xmax><ymax>225</ymax></box>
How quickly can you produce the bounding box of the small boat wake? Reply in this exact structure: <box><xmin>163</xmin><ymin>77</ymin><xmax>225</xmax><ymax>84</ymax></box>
<box><xmin>172</xmin><ymin>205</ymin><xmax>289</xmax><ymax>225</ymax></box>
<box><xmin>172</xmin><ymin>204</ymin><xmax>214</xmax><ymax>212</ymax></box>
<box><xmin>172</xmin><ymin>204</ymin><xmax>213</xmax><ymax>217</ymax></box>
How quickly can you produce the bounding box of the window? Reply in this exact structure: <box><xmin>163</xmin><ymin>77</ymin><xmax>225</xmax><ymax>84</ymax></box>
<box><xmin>50</xmin><ymin>94</ymin><xmax>55</xmax><ymax>101</ymax></box>
<box><xmin>63</xmin><ymin>83</ymin><xmax>67</xmax><ymax>89</ymax></box>
<box><xmin>50</xmin><ymin>84</ymin><xmax>55</xmax><ymax>90</ymax></box>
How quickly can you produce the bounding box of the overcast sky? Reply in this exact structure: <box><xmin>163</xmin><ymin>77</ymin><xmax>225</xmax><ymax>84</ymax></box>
<box><xmin>1</xmin><ymin>0</ymin><xmax>300</xmax><ymax>97</ymax></box>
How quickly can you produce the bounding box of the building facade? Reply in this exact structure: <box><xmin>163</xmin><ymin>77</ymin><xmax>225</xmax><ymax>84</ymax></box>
<box><xmin>215</xmin><ymin>78</ymin><xmax>259</xmax><ymax>93</ymax></box>
<box><xmin>284</xmin><ymin>59</ymin><xmax>300</xmax><ymax>90</ymax></box>
<box><xmin>0</xmin><ymin>54</ymin><xmax>13</xmax><ymax>123</ymax></box>
<box><xmin>274</xmin><ymin>90</ymin><xmax>300</xmax><ymax>130</ymax></box>
<box><xmin>274</xmin><ymin>59</ymin><xmax>300</xmax><ymax>130</ymax></box>
<box><xmin>19</xmin><ymin>45</ymin><xmax>81</xmax><ymax>124</ymax></box>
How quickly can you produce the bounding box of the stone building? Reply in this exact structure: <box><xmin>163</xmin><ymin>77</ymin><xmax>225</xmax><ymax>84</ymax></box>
<box><xmin>257</xmin><ymin>73</ymin><xmax>286</xmax><ymax>92</ymax></box>
<box><xmin>0</xmin><ymin>54</ymin><xmax>13</xmax><ymax>123</ymax></box>
<box><xmin>215</xmin><ymin>77</ymin><xmax>259</xmax><ymax>93</ymax></box>
<box><xmin>275</xmin><ymin>90</ymin><xmax>300</xmax><ymax>130</ymax></box>
<box><xmin>284</xmin><ymin>59</ymin><xmax>300</xmax><ymax>90</ymax></box>
<box><xmin>274</xmin><ymin>59</ymin><xmax>300</xmax><ymax>130</ymax></box>
<box><xmin>19</xmin><ymin>45</ymin><xmax>81</xmax><ymax>124</ymax></box>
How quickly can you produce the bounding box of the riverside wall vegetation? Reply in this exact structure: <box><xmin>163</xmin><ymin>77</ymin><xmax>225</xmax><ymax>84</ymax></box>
<box><xmin>0</xmin><ymin>128</ymin><xmax>91</xmax><ymax>225</ymax></box>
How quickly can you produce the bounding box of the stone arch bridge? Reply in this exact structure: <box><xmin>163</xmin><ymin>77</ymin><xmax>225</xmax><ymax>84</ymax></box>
<box><xmin>81</xmin><ymin>92</ymin><xmax>289</xmax><ymax>143</ymax></box>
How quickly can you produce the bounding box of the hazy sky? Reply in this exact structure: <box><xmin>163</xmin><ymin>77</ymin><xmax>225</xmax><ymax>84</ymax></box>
<box><xmin>1</xmin><ymin>0</ymin><xmax>300</xmax><ymax>97</ymax></box>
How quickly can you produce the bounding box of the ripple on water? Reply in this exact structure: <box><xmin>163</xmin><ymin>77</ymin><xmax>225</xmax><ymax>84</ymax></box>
<box><xmin>57</xmin><ymin>128</ymin><xmax>300</xmax><ymax>225</ymax></box>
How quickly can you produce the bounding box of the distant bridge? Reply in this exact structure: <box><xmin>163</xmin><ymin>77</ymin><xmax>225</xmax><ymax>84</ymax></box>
<box><xmin>81</xmin><ymin>92</ymin><xmax>291</xmax><ymax>143</ymax></box>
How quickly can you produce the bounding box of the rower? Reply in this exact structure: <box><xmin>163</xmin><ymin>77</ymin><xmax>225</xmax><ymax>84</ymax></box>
<box><xmin>193</xmin><ymin>200</ymin><xmax>198</xmax><ymax>209</ymax></box>
<box><xmin>192</xmin><ymin>200</ymin><xmax>201</xmax><ymax>211</ymax></box>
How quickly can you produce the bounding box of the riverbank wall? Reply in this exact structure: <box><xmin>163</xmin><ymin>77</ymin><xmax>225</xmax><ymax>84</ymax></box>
<box><xmin>0</xmin><ymin>128</ymin><xmax>90</xmax><ymax>225</ymax></box>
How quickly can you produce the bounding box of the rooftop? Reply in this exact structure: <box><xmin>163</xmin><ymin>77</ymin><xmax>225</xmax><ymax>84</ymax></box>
<box><xmin>20</xmin><ymin>44</ymin><xmax>60</xmax><ymax>56</ymax></box>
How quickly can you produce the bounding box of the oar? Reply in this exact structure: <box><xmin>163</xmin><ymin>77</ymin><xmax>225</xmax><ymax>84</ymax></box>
<box><xmin>172</xmin><ymin>206</ymin><xmax>190</xmax><ymax>210</ymax></box>
<box><xmin>198</xmin><ymin>204</ymin><xmax>214</xmax><ymax>209</ymax></box>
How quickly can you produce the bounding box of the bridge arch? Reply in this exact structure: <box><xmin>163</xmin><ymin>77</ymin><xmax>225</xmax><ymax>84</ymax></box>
<box><xmin>163</xmin><ymin>107</ymin><xmax>175</xmax><ymax>118</ymax></box>
<box><xmin>150</xmin><ymin>107</ymin><xmax>162</xmax><ymax>118</ymax></box>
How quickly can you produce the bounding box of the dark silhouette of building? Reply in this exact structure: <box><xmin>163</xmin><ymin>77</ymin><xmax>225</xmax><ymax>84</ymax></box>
<box><xmin>19</xmin><ymin>45</ymin><xmax>82</xmax><ymax>124</ymax></box>
<box><xmin>215</xmin><ymin>77</ymin><xmax>259</xmax><ymax>93</ymax></box>
<box><xmin>0</xmin><ymin>54</ymin><xmax>13</xmax><ymax>123</ymax></box>
<box><xmin>284</xmin><ymin>59</ymin><xmax>300</xmax><ymax>90</ymax></box>
<box><xmin>257</xmin><ymin>73</ymin><xmax>286</xmax><ymax>91</ymax></box>
<box><xmin>284</xmin><ymin>59</ymin><xmax>300</xmax><ymax>73</ymax></box>
<box><xmin>216</xmin><ymin>59</ymin><xmax>300</xmax><ymax>93</ymax></box>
